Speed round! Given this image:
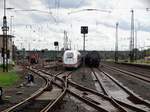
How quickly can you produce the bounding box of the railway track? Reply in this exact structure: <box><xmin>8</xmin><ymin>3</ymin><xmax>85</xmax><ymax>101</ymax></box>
<box><xmin>91</xmin><ymin>68</ymin><xmax>150</xmax><ymax>112</ymax></box>
<box><xmin>6</xmin><ymin>65</ymin><xmax>150</xmax><ymax>112</ymax></box>
<box><xmin>37</xmin><ymin>67</ymin><xmax>133</xmax><ymax>112</ymax></box>
<box><xmin>102</xmin><ymin>64</ymin><xmax>150</xmax><ymax>83</ymax></box>
<box><xmin>38</xmin><ymin>66</ymin><xmax>150</xmax><ymax>112</ymax></box>
<box><xmin>2</xmin><ymin>67</ymin><xmax>66</xmax><ymax>112</ymax></box>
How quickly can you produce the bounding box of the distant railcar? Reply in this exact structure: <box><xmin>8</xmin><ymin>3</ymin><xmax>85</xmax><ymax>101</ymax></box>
<box><xmin>30</xmin><ymin>53</ymin><xmax>39</xmax><ymax>64</ymax></box>
<box><xmin>85</xmin><ymin>51</ymin><xmax>100</xmax><ymax>67</ymax></box>
<box><xmin>63</xmin><ymin>50</ymin><xmax>81</xmax><ymax>68</ymax></box>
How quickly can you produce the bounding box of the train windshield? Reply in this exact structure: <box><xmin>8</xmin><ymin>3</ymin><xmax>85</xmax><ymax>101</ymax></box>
<box><xmin>66</xmin><ymin>53</ymin><xmax>74</xmax><ymax>58</ymax></box>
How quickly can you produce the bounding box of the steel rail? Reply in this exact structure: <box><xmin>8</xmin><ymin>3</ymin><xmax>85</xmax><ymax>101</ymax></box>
<box><xmin>2</xmin><ymin>68</ymin><xmax>49</xmax><ymax>112</ymax></box>
<box><xmin>30</xmin><ymin>67</ymin><xmax>67</xmax><ymax>112</ymax></box>
<box><xmin>102</xmin><ymin>64</ymin><xmax>150</xmax><ymax>83</ymax></box>
<box><xmin>2</xmin><ymin>66</ymin><xmax>65</xmax><ymax>112</ymax></box>
<box><xmin>38</xmin><ymin>68</ymin><xmax>128</xmax><ymax>112</ymax></box>
<box><xmin>40</xmin><ymin>86</ymin><xmax>67</xmax><ymax>112</ymax></box>
<box><xmin>99</xmin><ymin>68</ymin><xmax>150</xmax><ymax>106</ymax></box>
<box><xmin>68</xmin><ymin>79</ymin><xmax>128</xmax><ymax>112</ymax></box>
<box><xmin>92</xmin><ymin>68</ymin><xmax>150</xmax><ymax>112</ymax></box>
<box><xmin>52</xmin><ymin>77</ymin><xmax>110</xmax><ymax>112</ymax></box>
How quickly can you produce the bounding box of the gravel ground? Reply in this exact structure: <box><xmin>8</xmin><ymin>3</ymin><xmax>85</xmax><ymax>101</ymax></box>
<box><xmin>0</xmin><ymin>65</ymin><xmax>45</xmax><ymax>111</ymax></box>
<box><xmin>101</xmin><ymin>66</ymin><xmax>150</xmax><ymax>101</ymax></box>
<box><xmin>71</xmin><ymin>67</ymin><xmax>96</xmax><ymax>90</ymax></box>
<box><xmin>54</xmin><ymin>94</ymin><xmax>98</xmax><ymax>112</ymax></box>
<box><xmin>103</xmin><ymin>62</ymin><xmax>150</xmax><ymax>78</ymax></box>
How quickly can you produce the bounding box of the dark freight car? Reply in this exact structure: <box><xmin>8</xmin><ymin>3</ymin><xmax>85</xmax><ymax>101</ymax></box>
<box><xmin>85</xmin><ymin>51</ymin><xmax>101</xmax><ymax>67</ymax></box>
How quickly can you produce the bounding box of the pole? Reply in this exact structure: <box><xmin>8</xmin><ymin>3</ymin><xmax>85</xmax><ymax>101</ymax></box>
<box><xmin>55</xmin><ymin>46</ymin><xmax>57</xmax><ymax>70</ymax></box>
<box><xmin>115</xmin><ymin>22</ymin><xmax>119</xmax><ymax>62</ymax></box>
<box><xmin>2</xmin><ymin>19</ymin><xmax>5</xmax><ymax>72</ymax></box>
<box><xmin>130</xmin><ymin>10</ymin><xmax>134</xmax><ymax>62</ymax></box>
<box><xmin>81</xmin><ymin>26</ymin><xmax>88</xmax><ymax>80</ymax></box>
<box><xmin>28</xmin><ymin>42</ymin><xmax>30</xmax><ymax>51</ymax></box>
<box><xmin>2</xmin><ymin>0</ymin><xmax>8</xmax><ymax>72</ymax></box>
<box><xmin>135</xmin><ymin>29</ymin><xmax>137</xmax><ymax>62</ymax></box>
<box><xmin>82</xmin><ymin>33</ymin><xmax>86</xmax><ymax>80</ymax></box>
<box><xmin>4</xmin><ymin>0</ymin><xmax>6</xmax><ymax>16</ymax></box>
<box><xmin>4</xmin><ymin>0</ymin><xmax>8</xmax><ymax>72</ymax></box>
<box><xmin>6</xmin><ymin>22</ymin><xmax>8</xmax><ymax>72</ymax></box>
<box><xmin>10</xmin><ymin>16</ymin><xmax>13</xmax><ymax>35</ymax></box>
<box><xmin>69</xmin><ymin>40</ymin><xmax>71</xmax><ymax>50</ymax></box>
<box><xmin>83</xmin><ymin>33</ymin><xmax>85</xmax><ymax>51</ymax></box>
<box><xmin>63</xmin><ymin>30</ymin><xmax>66</xmax><ymax>50</ymax></box>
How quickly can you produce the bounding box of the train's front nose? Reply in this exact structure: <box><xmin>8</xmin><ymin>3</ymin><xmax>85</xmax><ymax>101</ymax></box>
<box><xmin>63</xmin><ymin>52</ymin><xmax>76</xmax><ymax>67</ymax></box>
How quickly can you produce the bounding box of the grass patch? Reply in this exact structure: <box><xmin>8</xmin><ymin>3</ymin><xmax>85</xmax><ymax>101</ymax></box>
<box><xmin>0</xmin><ymin>71</ymin><xmax>20</xmax><ymax>87</ymax></box>
<box><xmin>0</xmin><ymin>64</ymin><xmax>14</xmax><ymax>71</ymax></box>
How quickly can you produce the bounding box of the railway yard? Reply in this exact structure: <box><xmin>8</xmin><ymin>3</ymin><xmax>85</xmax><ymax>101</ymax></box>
<box><xmin>0</xmin><ymin>61</ymin><xmax>150</xmax><ymax>112</ymax></box>
<box><xmin>1</xmin><ymin>0</ymin><xmax>150</xmax><ymax>112</ymax></box>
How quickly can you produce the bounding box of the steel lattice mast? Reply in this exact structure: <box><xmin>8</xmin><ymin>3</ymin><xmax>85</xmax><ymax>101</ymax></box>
<box><xmin>130</xmin><ymin>10</ymin><xmax>134</xmax><ymax>62</ymax></box>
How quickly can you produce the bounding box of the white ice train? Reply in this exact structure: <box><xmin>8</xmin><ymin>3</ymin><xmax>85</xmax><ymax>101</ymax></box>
<box><xmin>63</xmin><ymin>50</ymin><xmax>81</xmax><ymax>68</ymax></box>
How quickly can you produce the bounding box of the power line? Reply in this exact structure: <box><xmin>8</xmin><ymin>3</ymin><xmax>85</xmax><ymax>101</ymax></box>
<box><xmin>14</xmin><ymin>9</ymin><xmax>57</xmax><ymax>23</ymax></box>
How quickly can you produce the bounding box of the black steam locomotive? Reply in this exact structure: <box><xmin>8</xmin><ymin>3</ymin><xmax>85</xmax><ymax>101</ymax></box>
<box><xmin>85</xmin><ymin>51</ymin><xmax>101</xmax><ymax>67</ymax></box>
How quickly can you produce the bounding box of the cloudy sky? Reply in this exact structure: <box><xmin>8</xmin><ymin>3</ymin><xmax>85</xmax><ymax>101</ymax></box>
<box><xmin>0</xmin><ymin>0</ymin><xmax>150</xmax><ymax>51</ymax></box>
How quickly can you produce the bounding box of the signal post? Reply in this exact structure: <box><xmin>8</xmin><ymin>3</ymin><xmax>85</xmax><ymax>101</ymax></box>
<box><xmin>81</xmin><ymin>26</ymin><xmax>88</xmax><ymax>80</ymax></box>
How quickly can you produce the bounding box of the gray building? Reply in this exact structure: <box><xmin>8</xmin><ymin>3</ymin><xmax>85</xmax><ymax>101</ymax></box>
<box><xmin>0</xmin><ymin>34</ymin><xmax>14</xmax><ymax>64</ymax></box>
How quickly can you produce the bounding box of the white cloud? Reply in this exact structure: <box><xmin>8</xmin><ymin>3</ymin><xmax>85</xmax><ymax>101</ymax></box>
<box><xmin>0</xmin><ymin>0</ymin><xmax>150</xmax><ymax>50</ymax></box>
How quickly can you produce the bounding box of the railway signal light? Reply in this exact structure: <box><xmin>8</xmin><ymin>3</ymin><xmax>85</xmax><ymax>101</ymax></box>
<box><xmin>81</xmin><ymin>26</ymin><xmax>88</xmax><ymax>78</ymax></box>
<box><xmin>81</xmin><ymin>26</ymin><xmax>88</xmax><ymax>51</ymax></box>
<box><xmin>54</xmin><ymin>41</ymin><xmax>59</xmax><ymax>71</ymax></box>
<box><xmin>81</xmin><ymin>26</ymin><xmax>88</xmax><ymax>34</ymax></box>
<box><xmin>54</xmin><ymin>41</ymin><xmax>58</xmax><ymax>46</ymax></box>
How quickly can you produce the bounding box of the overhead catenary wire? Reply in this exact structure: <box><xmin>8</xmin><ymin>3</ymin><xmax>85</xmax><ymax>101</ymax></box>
<box><xmin>68</xmin><ymin>8</ymin><xmax>111</xmax><ymax>15</ymax></box>
<box><xmin>14</xmin><ymin>9</ymin><xmax>57</xmax><ymax>23</ymax></box>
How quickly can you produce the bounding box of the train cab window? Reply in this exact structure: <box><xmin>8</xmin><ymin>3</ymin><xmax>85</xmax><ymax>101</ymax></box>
<box><xmin>66</xmin><ymin>53</ymin><xmax>74</xmax><ymax>58</ymax></box>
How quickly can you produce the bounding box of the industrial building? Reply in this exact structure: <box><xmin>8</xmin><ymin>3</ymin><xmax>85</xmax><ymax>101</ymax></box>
<box><xmin>0</xmin><ymin>34</ymin><xmax>14</xmax><ymax>64</ymax></box>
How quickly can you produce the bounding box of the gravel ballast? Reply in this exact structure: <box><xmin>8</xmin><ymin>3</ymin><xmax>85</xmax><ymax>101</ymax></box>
<box><xmin>0</xmin><ymin>66</ymin><xmax>45</xmax><ymax>111</ymax></box>
<box><xmin>101</xmin><ymin>62</ymin><xmax>150</xmax><ymax>101</ymax></box>
<box><xmin>55</xmin><ymin>94</ymin><xmax>98</xmax><ymax>112</ymax></box>
<box><xmin>71</xmin><ymin>67</ymin><xmax>96</xmax><ymax>90</ymax></box>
